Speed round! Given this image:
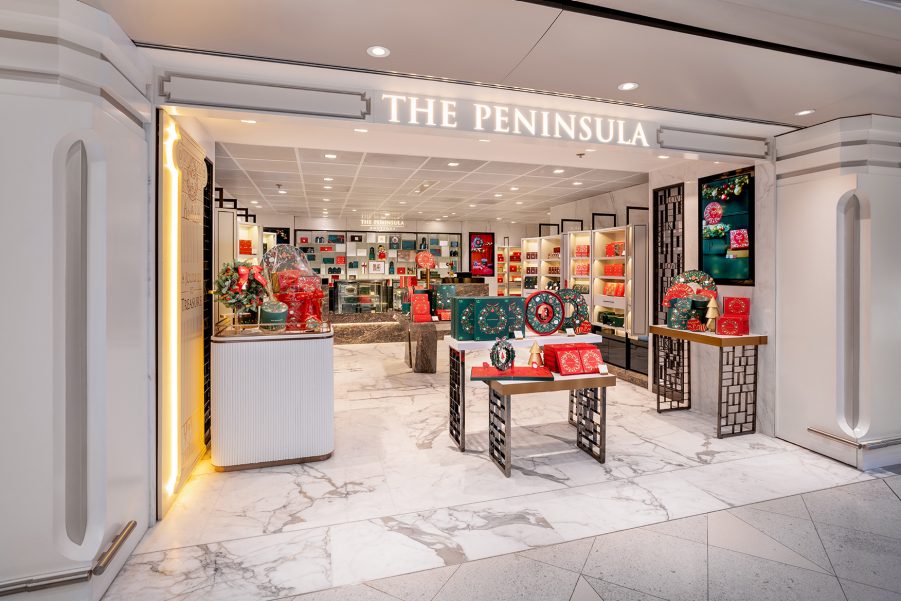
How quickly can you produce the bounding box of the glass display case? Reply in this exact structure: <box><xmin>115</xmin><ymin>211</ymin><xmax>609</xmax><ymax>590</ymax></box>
<box><xmin>335</xmin><ymin>280</ymin><xmax>390</xmax><ymax>313</ymax></box>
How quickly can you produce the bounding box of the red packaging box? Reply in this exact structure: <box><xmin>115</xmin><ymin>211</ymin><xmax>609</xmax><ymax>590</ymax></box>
<box><xmin>319</xmin><ymin>245</ymin><xmax>333</xmax><ymax>252</ymax></box>
<box><xmin>717</xmin><ymin>315</ymin><xmax>749</xmax><ymax>336</ymax></box>
<box><xmin>397</xmin><ymin>267</ymin><xmax>406</xmax><ymax>275</ymax></box>
<box><xmin>510</xmin><ymin>265</ymin><xmax>518</xmax><ymax>273</ymax></box>
<box><xmin>603</xmin><ymin>263</ymin><xmax>624</xmax><ymax>276</ymax></box>
<box><xmin>605</xmin><ymin>243</ymin><xmax>615</xmax><ymax>257</ymax></box>
<box><xmin>729</xmin><ymin>229</ymin><xmax>749</xmax><ymax>250</ymax></box>
<box><xmin>411</xmin><ymin>294</ymin><xmax>430</xmax><ymax>316</ymax></box>
<box><xmin>299</xmin><ymin>236</ymin><xmax>309</xmax><ymax>244</ymax></box>
<box><xmin>615</xmin><ymin>283</ymin><xmax>625</xmax><ymax>297</ymax></box>
<box><xmin>574</xmin><ymin>244</ymin><xmax>590</xmax><ymax>257</ymax></box>
<box><xmin>498</xmin><ymin>253</ymin><xmax>505</xmax><ymax>263</ymax></box>
<box><xmin>336</xmin><ymin>256</ymin><xmax>346</xmax><ymax>265</ymax></box>
<box><xmin>686</xmin><ymin>318</ymin><xmax>707</xmax><ymax>332</ymax></box>
<box><xmin>544</xmin><ymin>343</ymin><xmax>605</xmax><ymax>375</ymax></box>
<box><xmin>239</xmin><ymin>239</ymin><xmax>253</xmax><ymax>255</ymax></box>
<box><xmin>723</xmin><ymin>296</ymin><xmax>751</xmax><ymax>316</ymax></box>
<box><xmin>436</xmin><ymin>309</ymin><xmax>451</xmax><ymax>321</ymax></box>
<box><xmin>510</xmin><ymin>252</ymin><xmax>521</xmax><ymax>262</ymax></box>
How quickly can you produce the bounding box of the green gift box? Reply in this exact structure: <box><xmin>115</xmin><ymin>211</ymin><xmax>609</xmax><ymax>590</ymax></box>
<box><xmin>402</xmin><ymin>240</ymin><xmax>416</xmax><ymax>250</ymax></box>
<box><xmin>434</xmin><ymin>284</ymin><xmax>457</xmax><ymax>310</ymax></box>
<box><xmin>472</xmin><ymin>297</ymin><xmax>525</xmax><ymax>341</ymax></box>
<box><xmin>322</xmin><ymin>257</ymin><xmax>335</xmax><ymax>264</ymax></box>
<box><xmin>667</xmin><ymin>308</ymin><xmax>689</xmax><ymax>329</ymax></box>
<box><xmin>703</xmin><ymin>239</ymin><xmax>729</xmax><ymax>256</ymax></box>
<box><xmin>451</xmin><ymin>297</ymin><xmax>477</xmax><ymax>341</ymax></box>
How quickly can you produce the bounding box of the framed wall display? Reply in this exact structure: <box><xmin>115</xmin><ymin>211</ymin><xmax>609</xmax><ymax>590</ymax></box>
<box><xmin>626</xmin><ymin>206</ymin><xmax>649</xmax><ymax>226</ymax></box>
<box><xmin>561</xmin><ymin>218</ymin><xmax>583</xmax><ymax>233</ymax></box>
<box><xmin>369</xmin><ymin>261</ymin><xmax>386</xmax><ymax>274</ymax></box>
<box><xmin>592</xmin><ymin>212</ymin><xmax>616</xmax><ymax>229</ymax></box>
<box><xmin>698</xmin><ymin>168</ymin><xmax>755</xmax><ymax>286</ymax></box>
<box><xmin>468</xmin><ymin>232</ymin><xmax>495</xmax><ymax>276</ymax></box>
<box><xmin>539</xmin><ymin>223</ymin><xmax>560</xmax><ymax>236</ymax></box>
<box><xmin>264</xmin><ymin>226</ymin><xmax>291</xmax><ymax>244</ymax></box>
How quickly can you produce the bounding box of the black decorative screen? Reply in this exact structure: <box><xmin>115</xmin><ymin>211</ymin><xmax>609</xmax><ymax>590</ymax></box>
<box><xmin>653</xmin><ymin>184</ymin><xmax>685</xmax><ymax>325</ymax></box>
<box><xmin>202</xmin><ymin>159</ymin><xmax>213</xmax><ymax>447</ymax></box>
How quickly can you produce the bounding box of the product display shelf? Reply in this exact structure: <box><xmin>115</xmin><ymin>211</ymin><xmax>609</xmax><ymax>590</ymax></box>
<box><xmin>497</xmin><ymin>245</ymin><xmax>523</xmax><ymax>297</ymax></box>
<box><xmin>522</xmin><ymin>237</ymin><xmax>541</xmax><ymax>294</ymax></box>
<box><xmin>539</xmin><ymin>235</ymin><xmax>562</xmax><ymax>291</ymax></box>
<box><xmin>564</xmin><ymin>230</ymin><xmax>592</xmax><ymax>304</ymax></box>
<box><xmin>590</xmin><ymin>225</ymin><xmax>649</xmax><ymax>337</ymax></box>
<box><xmin>237</xmin><ymin>221</ymin><xmax>263</xmax><ymax>265</ymax></box>
<box><xmin>422</xmin><ymin>232</ymin><xmax>461</xmax><ymax>276</ymax></box>
<box><xmin>294</xmin><ymin>229</ymin><xmax>347</xmax><ymax>280</ymax></box>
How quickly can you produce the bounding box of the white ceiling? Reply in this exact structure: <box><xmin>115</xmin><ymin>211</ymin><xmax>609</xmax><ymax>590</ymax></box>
<box><xmin>82</xmin><ymin>0</ymin><xmax>901</xmax><ymax>125</ymax></box>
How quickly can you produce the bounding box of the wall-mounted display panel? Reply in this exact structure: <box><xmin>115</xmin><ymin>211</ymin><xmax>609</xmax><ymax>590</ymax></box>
<box><xmin>698</xmin><ymin>168</ymin><xmax>755</xmax><ymax>286</ymax></box>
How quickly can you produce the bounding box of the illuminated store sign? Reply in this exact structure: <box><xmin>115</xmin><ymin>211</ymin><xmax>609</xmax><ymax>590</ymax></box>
<box><xmin>375</xmin><ymin>93</ymin><xmax>657</xmax><ymax>148</ymax></box>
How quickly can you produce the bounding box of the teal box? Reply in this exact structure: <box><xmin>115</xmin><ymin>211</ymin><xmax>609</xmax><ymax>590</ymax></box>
<box><xmin>451</xmin><ymin>297</ymin><xmax>476</xmax><ymax>341</ymax></box>
<box><xmin>471</xmin><ymin>297</ymin><xmax>525</xmax><ymax>341</ymax></box>
<box><xmin>434</xmin><ymin>284</ymin><xmax>457</xmax><ymax>310</ymax></box>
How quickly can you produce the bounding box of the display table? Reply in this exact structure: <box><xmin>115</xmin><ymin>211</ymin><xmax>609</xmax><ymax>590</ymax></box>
<box><xmin>484</xmin><ymin>373</ymin><xmax>616</xmax><ymax>476</ymax></box>
<box><xmin>649</xmin><ymin>325</ymin><xmax>768</xmax><ymax>438</ymax></box>
<box><xmin>395</xmin><ymin>313</ymin><xmax>452</xmax><ymax>373</ymax></box>
<box><xmin>211</xmin><ymin>329</ymin><xmax>335</xmax><ymax>470</ymax></box>
<box><xmin>444</xmin><ymin>333</ymin><xmax>604</xmax><ymax>454</ymax></box>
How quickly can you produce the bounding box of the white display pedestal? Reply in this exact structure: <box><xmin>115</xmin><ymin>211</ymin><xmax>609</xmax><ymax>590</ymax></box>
<box><xmin>211</xmin><ymin>330</ymin><xmax>335</xmax><ymax>470</ymax></box>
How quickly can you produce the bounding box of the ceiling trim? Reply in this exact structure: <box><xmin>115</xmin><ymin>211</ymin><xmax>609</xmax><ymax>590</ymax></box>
<box><xmin>137</xmin><ymin>42</ymin><xmax>798</xmax><ymax>129</ymax></box>
<box><xmin>517</xmin><ymin>0</ymin><xmax>901</xmax><ymax>74</ymax></box>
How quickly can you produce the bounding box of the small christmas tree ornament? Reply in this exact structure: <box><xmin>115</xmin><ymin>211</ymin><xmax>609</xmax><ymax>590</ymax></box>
<box><xmin>706</xmin><ymin>297</ymin><xmax>720</xmax><ymax>332</ymax></box>
<box><xmin>528</xmin><ymin>342</ymin><xmax>544</xmax><ymax>368</ymax></box>
<box><xmin>490</xmin><ymin>337</ymin><xmax>515</xmax><ymax>372</ymax></box>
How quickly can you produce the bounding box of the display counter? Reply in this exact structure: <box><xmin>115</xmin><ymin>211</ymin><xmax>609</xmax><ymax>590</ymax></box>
<box><xmin>211</xmin><ymin>327</ymin><xmax>334</xmax><ymax>470</ymax></box>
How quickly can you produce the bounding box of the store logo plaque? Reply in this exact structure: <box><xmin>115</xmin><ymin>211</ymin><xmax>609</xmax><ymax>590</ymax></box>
<box><xmin>375</xmin><ymin>92</ymin><xmax>656</xmax><ymax>148</ymax></box>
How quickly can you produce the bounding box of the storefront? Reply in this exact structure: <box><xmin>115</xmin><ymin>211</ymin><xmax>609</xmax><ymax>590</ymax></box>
<box><xmin>3</xmin><ymin>2</ymin><xmax>901</xmax><ymax>600</ymax></box>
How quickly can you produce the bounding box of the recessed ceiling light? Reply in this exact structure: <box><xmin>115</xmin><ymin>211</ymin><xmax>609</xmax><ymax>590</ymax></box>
<box><xmin>323</xmin><ymin>177</ymin><xmax>333</xmax><ymax>181</ymax></box>
<box><xmin>418</xmin><ymin>211</ymin><xmax>423</xmax><ymax>214</ymax></box>
<box><xmin>451</xmin><ymin>212</ymin><xmax>456</xmax><ymax>215</ymax></box>
<box><xmin>384</xmin><ymin>213</ymin><xmax>390</xmax><ymax>217</ymax></box>
<box><xmin>366</xmin><ymin>45</ymin><xmax>390</xmax><ymax>58</ymax></box>
<box><xmin>496</xmin><ymin>217</ymin><xmax>502</xmax><ymax>220</ymax></box>
<box><xmin>515</xmin><ymin>201</ymin><xmax>523</xmax><ymax>205</ymax></box>
<box><xmin>573</xmin><ymin>181</ymin><xmax>583</xmax><ymax>186</ymax></box>
<box><xmin>250</xmin><ymin>200</ymin><xmax>259</xmax><ymax>204</ymax></box>
<box><xmin>658</xmin><ymin>155</ymin><xmax>670</xmax><ymax>159</ymax></box>
<box><xmin>547</xmin><ymin>212</ymin><xmax>551</xmax><ymax>215</ymax></box>
<box><xmin>469</xmin><ymin>204</ymin><xmax>476</xmax><ymax>208</ymax></box>
<box><xmin>324</xmin><ymin>153</ymin><xmax>337</xmax><ymax>159</ymax></box>
<box><xmin>435</xmin><ymin>218</ymin><xmax>441</xmax><ymax>221</ymax></box>
<box><xmin>240</xmin><ymin>119</ymin><xmax>257</xmax><ymax>124</ymax></box>
<box><xmin>714</xmin><ymin>161</ymin><xmax>721</xmax><ymax>164</ymax></box>
<box><xmin>352</xmin><ymin>209</ymin><xmax>357</xmax><ymax>212</ymax></box>
<box><xmin>478</xmin><ymin>139</ymin><xmax>490</xmax><ymax>143</ymax></box>
<box><xmin>353</xmin><ymin>128</ymin><xmax>368</xmax><ymax>133</ymax></box>
<box><xmin>278</xmin><ymin>189</ymin><xmax>287</xmax><ymax>195</ymax></box>
<box><xmin>399</xmin><ymin>201</ymin><xmax>406</xmax><ymax>204</ymax></box>
<box><xmin>323</xmin><ymin>185</ymin><xmax>332</xmax><ymax>190</ymax></box>
<box><xmin>447</xmin><ymin>162</ymin><xmax>460</xmax><ymax>167</ymax></box>
<box><xmin>323</xmin><ymin>198</ymin><xmax>330</xmax><ymax>202</ymax></box>
<box><xmin>585</xmin><ymin>148</ymin><xmax>597</xmax><ymax>153</ymax></box>
<box><xmin>553</xmin><ymin>169</ymin><xmax>565</xmax><ymax>174</ymax></box>
<box><xmin>795</xmin><ymin>109</ymin><xmax>815</xmax><ymax>116</ymax></box>
<box><xmin>510</xmin><ymin>186</ymin><xmax>519</xmax><ymax>191</ymax></box>
<box><xmin>494</xmin><ymin>193</ymin><xmax>503</xmax><ymax>198</ymax></box>
<box><xmin>617</xmin><ymin>82</ymin><xmax>639</xmax><ymax>91</ymax></box>
<box><xmin>511</xmin><ymin>221</ymin><xmax>517</xmax><ymax>224</ymax></box>
<box><xmin>442</xmin><ymin>215</ymin><xmax>448</xmax><ymax>218</ymax></box>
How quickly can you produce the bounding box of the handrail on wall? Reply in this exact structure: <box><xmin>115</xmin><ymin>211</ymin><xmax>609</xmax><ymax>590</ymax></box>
<box><xmin>0</xmin><ymin>520</ymin><xmax>136</xmax><ymax>597</ymax></box>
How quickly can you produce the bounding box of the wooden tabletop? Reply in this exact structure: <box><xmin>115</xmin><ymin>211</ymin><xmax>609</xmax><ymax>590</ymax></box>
<box><xmin>649</xmin><ymin>325</ymin><xmax>768</xmax><ymax>347</ymax></box>
<box><xmin>487</xmin><ymin>372</ymin><xmax>617</xmax><ymax>395</ymax></box>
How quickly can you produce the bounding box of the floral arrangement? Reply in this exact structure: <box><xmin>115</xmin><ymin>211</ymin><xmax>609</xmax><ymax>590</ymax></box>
<box><xmin>702</xmin><ymin>223</ymin><xmax>732</xmax><ymax>239</ymax></box>
<box><xmin>213</xmin><ymin>261</ymin><xmax>268</xmax><ymax>312</ymax></box>
<box><xmin>701</xmin><ymin>174</ymin><xmax>750</xmax><ymax>202</ymax></box>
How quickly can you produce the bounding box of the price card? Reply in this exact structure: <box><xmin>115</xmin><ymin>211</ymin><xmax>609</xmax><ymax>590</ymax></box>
<box><xmin>513</xmin><ymin>331</ymin><xmax>524</xmax><ymax>339</ymax></box>
<box><xmin>598</xmin><ymin>364</ymin><xmax>609</xmax><ymax>375</ymax></box>
<box><xmin>431</xmin><ymin>316</ymin><xmax>439</xmax><ymax>322</ymax></box>
<box><xmin>565</xmin><ymin>328</ymin><xmax>576</xmax><ymax>336</ymax></box>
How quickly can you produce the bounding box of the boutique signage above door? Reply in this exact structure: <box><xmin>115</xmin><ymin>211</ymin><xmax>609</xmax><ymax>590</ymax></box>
<box><xmin>373</xmin><ymin>92</ymin><xmax>658</xmax><ymax>148</ymax></box>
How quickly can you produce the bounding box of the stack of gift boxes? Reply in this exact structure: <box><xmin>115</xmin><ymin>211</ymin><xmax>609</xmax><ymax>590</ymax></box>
<box><xmin>572</xmin><ymin>262</ymin><xmax>590</xmax><ymax>276</ymax></box>
<box><xmin>451</xmin><ymin>297</ymin><xmax>525</xmax><ymax>341</ymax></box>
<box><xmin>717</xmin><ymin>296</ymin><xmax>750</xmax><ymax>335</ymax></box>
<box><xmin>574</xmin><ymin>244</ymin><xmax>590</xmax><ymax>258</ymax></box>
<box><xmin>604</xmin><ymin>241</ymin><xmax>625</xmax><ymax>257</ymax></box>
<box><xmin>544</xmin><ymin>343</ymin><xmax>604</xmax><ymax>375</ymax></box>
<box><xmin>602</xmin><ymin>282</ymin><xmax>626</xmax><ymax>297</ymax></box>
<box><xmin>603</xmin><ymin>263</ymin><xmax>625</xmax><ymax>276</ymax></box>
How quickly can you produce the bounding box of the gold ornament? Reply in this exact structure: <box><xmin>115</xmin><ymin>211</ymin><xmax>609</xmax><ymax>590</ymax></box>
<box><xmin>528</xmin><ymin>342</ymin><xmax>544</xmax><ymax>368</ymax></box>
<box><xmin>706</xmin><ymin>297</ymin><xmax>720</xmax><ymax>333</ymax></box>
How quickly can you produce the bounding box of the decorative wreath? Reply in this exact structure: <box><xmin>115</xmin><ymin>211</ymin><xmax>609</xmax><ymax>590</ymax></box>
<box><xmin>701</xmin><ymin>173</ymin><xmax>750</xmax><ymax>202</ymax></box>
<box><xmin>525</xmin><ymin>290</ymin><xmax>564</xmax><ymax>335</ymax></box>
<box><xmin>490</xmin><ymin>337</ymin><xmax>515</xmax><ymax>371</ymax></box>
<box><xmin>672</xmin><ymin>270</ymin><xmax>716</xmax><ymax>292</ymax></box>
<box><xmin>460</xmin><ymin>304</ymin><xmax>475</xmax><ymax>335</ymax></box>
<box><xmin>213</xmin><ymin>261</ymin><xmax>268</xmax><ymax>312</ymax></box>
<box><xmin>507</xmin><ymin>300</ymin><xmax>525</xmax><ymax>332</ymax></box>
<box><xmin>477</xmin><ymin>302</ymin><xmax>509</xmax><ymax>336</ymax></box>
<box><xmin>558</xmin><ymin>288</ymin><xmax>590</xmax><ymax>331</ymax></box>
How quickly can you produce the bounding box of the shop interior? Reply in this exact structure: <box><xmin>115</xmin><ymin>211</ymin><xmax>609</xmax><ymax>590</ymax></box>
<box><xmin>109</xmin><ymin>104</ymin><xmax>876</xmax><ymax>600</ymax></box>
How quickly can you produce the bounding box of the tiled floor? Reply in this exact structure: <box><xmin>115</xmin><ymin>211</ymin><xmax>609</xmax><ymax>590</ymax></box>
<box><xmin>104</xmin><ymin>343</ymin><xmax>892</xmax><ymax>601</ymax></box>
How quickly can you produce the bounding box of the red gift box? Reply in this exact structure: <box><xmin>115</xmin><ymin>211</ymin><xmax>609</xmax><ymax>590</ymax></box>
<box><xmin>575</xmin><ymin>244</ymin><xmax>590</xmax><ymax>257</ymax></box>
<box><xmin>411</xmin><ymin>294</ymin><xmax>430</xmax><ymax>316</ymax></box>
<box><xmin>687</xmin><ymin>318</ymin><xmax>707</xmax><ymax>332</ymax></box>
<box><xmin>436</xmin><ymin>309</ymin><xmax>451</xmax><ymax>321</ymax></box>
<box><xmin>498</xmin><ymin>253</ymin><xmax>505</xmax><ymax>263</ymax></box>
<box><xmin>239</xmin><ymin>239</ymin><xmax>253</xmax><ymax>255</ymax></box>
<box><xmin>723</xmin><ymin>296</ymin><xmax>750</xmax><ymax>316</ymax></box>
<box><xmin>299</xmin><ymin>236</ymin><xmax>309</xmax><ymax>244</ymax></box>
<box><xmin>319</xmin><ymin>245</ymin><xmax>333</xmax><ymax>252</ymax></box>
<box><xmin>729</xmin><ymin>229</ymin><xmax>749</xmax><ymax>250</ymax></box>
<box><xmin>614</xmin><ymin>283</ymin><xmax>625</xmax><ymax>297</ymax></box>
<box><xmin>397</xmin><ymin>267</ymin><xmax>406</xmax><ymax>275</ymax></box>
<box><xmin>717</xmin><ymin>315</ymin><xmax>749</xmax><ymax>336</ymax></box>
<box><xmin>544</xmin><ymin>343</ymin><xmax>604</xmax><ymax>375</ymax></box>
<box><xmin>605</xmin><ymin>243</ymin><xmax>615</xmax><ymax>257</ymax></box>
<box><xmin>603</xmin><ymin>263</ymin><xmax>624</xmax><ymax>276</ymax></box>
<box><xmin>510</xmin><ymin>265</ymin><xmax>518</xmax><ymax>273</ymax></box>
<box><xmin>336</xmin><ymin>256</ymin><xmax>346</xmax><ymax>265</ymax></box>
<box><xmin>510</xmin><ymin>252</ymin><xmax>522</xmax><ymax>262</ymax></box>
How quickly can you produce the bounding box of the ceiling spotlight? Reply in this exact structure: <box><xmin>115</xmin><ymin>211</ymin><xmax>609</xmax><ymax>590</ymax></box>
<box><xmin>478</xmin><ymin>139</ymin><xmax>490</xmax><ymax>143</ymax></box>
<box><xmin>418</xmin><ymin>211</ymin><xmax>423</xmax><ymax>214</ymax></box>
<box><xmin>399</xmin><ymin>201</ymin><xmax>406</xmax><ymax>204</ymax></box>
<box><xmin>511</xmin><ymin>221</ymin><xmax>517</xmax><ymax>224</ymax></box>
<box><xmin>585</xmin><ymin>148</ymin><xmax>597</xmax><ymax>153</ymax></box>
<box><xmin>714</xmin><ymin>161</ymin><xmax>721</xmax><ymax>164</ymax></box>
<box><xmin>451</xmin><ymin>212</ymin><xmax>456</xmax><ymax>215</ymax></box>
<box><xmin>250</xmin><ymin>200</ymin><xmax>259</xmax><ymax>204</ymax></box>
<box><xmin>323</xmin><ymin>198</ymin><xmax>330</xmax><ymax>202</ymax></box>
<box><xmin>496</xmin><ymin>217</ymin><xmax>502</xmax><ymax>220</ymax></box>
<box><xmin>494</xmin><ymin>193</ymin><xmax>503</xmax><ymax>198</ymax></box>
<box><xmin>573</xmin><ymin>181</ymin><xmax>583</xmax><ymax>186</ymax></box>
<box><xmin>240</xmin><ymin>119</ymin><xmax>257</xmax><ymax>124</ymax></box>
<box><xmin>795</xmin><ymin>109</ymin><xmax>815</xmax><ymax>116</ymax></box>
<box><xmin>323</xmin><ymin>177</ymin><xmax>334</xmax><ymax>181</ymax></box>
<box><xmin>352</xmin><ymin>208</ymin><xmax>357</xmax><ymax>212</ymax></box>
<box><xmin>277</xmin><ymin>184</ymin><xmax>287</xmax><ymax>194</ymax></box>
<box><xmin>510</xmin><ymin>186</ymin><xmax>519</xmax><ymax>191</ymax></box>
<box><xmin>658</xmin><ymin>155</ymin><xmax>670</xmax><ymax>159</ymax></box>
<box><xmin>366</xmin><ymin>45</ymin><xmax>390</xmax><ymax>58</ymax></box>
<box><xmin>435</xmin><ymin>218</ymin><xmax>441</xmax><ymax>221</ymax></box>
<box><xmin>553</xmin><ymin>169</ymin><xmax>565</xmax><ymax>174</ymax></box>
<box><xmin>384</xmin><ymin>213</ymin><xmax>390</xmax><ymax>217</ymax></box>
<box><xmin>324</xmin><ymin>153</ymin><xmax>337</xmax><ymax>159</ymax></box>
<box><xmin>442</xmin><ymin>215</ymin><xmax>448</xmax><ymax>218</ymax></box>
<box><xmin>515</xmin><ymin>201</ymin><xmax>523</xmax><ymax>205</ymax></box>
<box><xmin>447</xmin><ymin>162</ymin><xmax>460</xmax><ymax>167</ymax></box>
<box><xmin>353</xmin><ymin>128</ymin><xmax>369</xmax><ymax>133</ymax></box>
<box><xmin>617</xmin><ymin>82</ymin><xmax>639</xmax><ymax>91</ymax></box>
<box><xmin>324</xmin><ymin>185</ymin><xmax>332</xmax><ymax>190</ymax></box>
<box><xmin>469</xmin><ymin>204</ymin><xmax>476</xmax><ymax>208</ymax></box>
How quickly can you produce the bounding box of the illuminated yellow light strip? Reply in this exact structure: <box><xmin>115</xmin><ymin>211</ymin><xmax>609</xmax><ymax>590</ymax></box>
<box><xmin>163</xmin><ymin>119</ymin><xmax>181</xmax><ymax>496</ymax></box>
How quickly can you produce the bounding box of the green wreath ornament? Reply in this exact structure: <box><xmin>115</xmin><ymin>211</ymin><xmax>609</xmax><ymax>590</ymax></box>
<box><xmin>490</xmin><ymin>337</ymin><xmax>515</xmax><ymax>371</ymax></box>
<box><xmin>558</xmin><ymin>288</ymin><xmax>590</xmax><ymax>331</ymax></box>
<box><xmin>213</xmin><ymin>261</ymin><xmax>268</xmax><ymax>313</ymax></box>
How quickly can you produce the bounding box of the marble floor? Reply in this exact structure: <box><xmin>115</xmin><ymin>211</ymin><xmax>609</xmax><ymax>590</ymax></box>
<box><xmin>105</xmin><ymin>342</ymin><xmax>889</xmax><ymax>601</ymax></box>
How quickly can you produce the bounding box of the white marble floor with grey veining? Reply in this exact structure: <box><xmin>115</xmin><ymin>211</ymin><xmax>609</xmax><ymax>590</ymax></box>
<box><xmin>104</xmin><ymin>342</ymin><xmax>881</xmax><ymax>601</ymax></box>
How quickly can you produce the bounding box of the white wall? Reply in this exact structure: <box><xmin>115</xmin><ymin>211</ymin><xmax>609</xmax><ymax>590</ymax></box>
<box><xmin>648</xmin><ymin>159</ymin><xmax>777</xmax><ymax>436</ymax></box>
<box><xmin>550</xmin><ymin>183</ymin><xmax>650</xmax><ymax>229</ymax></box>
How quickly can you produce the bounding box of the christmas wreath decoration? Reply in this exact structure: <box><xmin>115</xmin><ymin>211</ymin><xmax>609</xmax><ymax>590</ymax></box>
<box><xmin>701</xmin><ymin>174</ymin><xmax>750</xmax><ymax>202</ymax></box>
<box><xmin>477</xmin><ymin>302</ymin><xmax>509</xmax><ymax>336</ymax></box>
<box><xmin>213</xmin><ymin>261</ymin><xmax>268</xmax><ymax>312</ymax></box>
<box><xmin>672</xmin><ymin>270</ymin><xmax>716</xmax><ymax>292</ymax></box>
<box><xmin>525</xmin><ymin>290</ymin><xmax>564</xmax><ymax>335</ymax></box>
<box><xmin>460</xmin><ymin>304</ymin><xmax>475</xmax><ymax>336</ymax></box>
<box><xmin>558</xmin><ymin>288</ymin><xmax>590</xmax><ymax>331</ymax></box>
<box><xmin>490</xmin><ymin>337</ymin><xmax>515</xmax><ymax>371</ymax></box>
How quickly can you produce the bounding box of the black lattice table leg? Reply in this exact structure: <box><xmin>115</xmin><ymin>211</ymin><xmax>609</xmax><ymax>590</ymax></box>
<box><xmin>575</xmin><ymin>388</ymin><xmax>606</xmax><ymax>463</ymax></box>
<box><xmin>718</xmin><ymin>345</ymin><xmax>758</xmax><ymax>438</ymax></box>
<box><xmin>656</xmin><ymin>335</ymin><xmax>691</xmax><ymax>412</ymax></box>
<box><xmin>449</xmin><ymin>348</ymin><xmax>466</xmax><ymax>451</ymax></box>
<box><xmin>568</xmin><ymin>390</ymin><xmax>577</xmax><ymax>426</ymax></box>
<box><xmin>488</xmin><ymin>386</ymin><xmax>512</xmax><ymax>477</ymax></box>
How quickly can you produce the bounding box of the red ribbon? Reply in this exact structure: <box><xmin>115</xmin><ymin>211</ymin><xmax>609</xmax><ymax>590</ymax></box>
<box><xmin>233</xmin><ymin>265</ymin><xmax>267</xmax><ymax>292</ymax></box>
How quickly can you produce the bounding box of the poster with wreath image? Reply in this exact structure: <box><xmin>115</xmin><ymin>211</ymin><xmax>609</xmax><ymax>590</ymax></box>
<box><xmin>698</xmin><ymin>168</ymin><xmax>754</xmax><ymax>285</ymax></box>
<box><xmin>469</xmin><ymin>232</ymin><xmax>495</xmax><ymax>276</ymax></box>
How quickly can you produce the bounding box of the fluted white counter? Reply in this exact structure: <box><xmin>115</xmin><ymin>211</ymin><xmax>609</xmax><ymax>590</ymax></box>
<box><xmin>211</xmin><ymin>330</ymin><xmax>334</xmax><ymax>471</ymax></box>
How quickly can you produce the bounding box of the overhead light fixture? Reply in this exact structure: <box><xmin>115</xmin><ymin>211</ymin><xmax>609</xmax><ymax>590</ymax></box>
<box><xmin>418</xmin><ymin>211</ymin><xmax>423</xmax><ymax>214</ymax></box>
<box><xmin>478</xmin><ymin>139</ymin><xmax>490</xmax><ymax>143</ymax></box>
<box><xmin>585</xmin><ymin>148</ymin><xmax>596</xmax><ymax>153</ymax></box>
<box><xmin>352</xmin><ymin>209</ymin><xmax>357</xmax><ymax>212</ymax></box>
<box><xmin>515</xmin><ymin>201</ymin><xmax>523</xmax><ymax>205</ymax></box>
<box><xmin>451</xmin><ymin>212</ymin><xmax>456</xmax><ymax>215</ymax></box>
<box><xmin>617</xmin><ymin>82</ymin><xmax>639</xmax><ymax>91</ymax></box>
<box><xmin>384</xmin><ymin>212</ymin><xmax>390</xmax><ymax>217</ymax></box>
<box><xmin>240</xmin><ymin>119</ymin><xmax>257</xmax><ymax>124</ymax></box>
<box><xmin>435</xmin><ymin>218</ymin><xmax>441</xmax><ymax>221</ymax></box>
<box><xmin>323</xmin><ymin>177</ymin><xmax>334</xmax><ymax>181</ymax></box>
<box><xmin>277</xmin><ymin>184</ymin><xmax>287</xmax><ymax>194</ymax></box>
<box><xmin>511</xmin><ymin>221</ymin><xmax>517</xmax><ymax>224</ymax></box>
<box><xmin>573</xmin><ymin>181</ymin><xmax>583</xmax><ymax>186</ymax></box>
<box><xmin>399</xmin><ymin>201</ymin><xmax>406</xmax><ymax>204</ymax></box>
<box><xmin>447</xmin><ymin>162</ymin><xmax>460</xmax><ymax>167</ymax></box>
<box><xmin>324</xmin><ymin>153</ymin><xmax>337</xmax><ymax>159</ymax></box>
<box><xmin>323</xmin><ymin>198</ymin><xmax>330</xmax><ymax>202</ymax></box>
<box><xmin>553</xmin><ymin>169</ymin><xmax>565</xmax><ymax>174</ymax></box>
<box><xmin>494</xmin><ymin>193</ymin><xmax>503</xmax><ymax>198</ymax></box>
<box><xmin>714</xmin><ymin>161</ymin><xmax>721</xmax><ymax>164</ymax></box>
<box><xmin>324</xmin><ymin>185</ymin><xmax>332</xmax><ymax>190</ymax></box>
<box><xmin>795</xmin><ymin>109</ymin><xmax>815</xmax><ymax>116</ymax></box>
<box><xmin>366</xmin><ymin>45</ymin><xmax>390</xmax><ymax>58</ymax></box>
<box><xmin>353</xmin><ymin>128</ymin><xmax>369</xmax><ymax>133</ymax></box>
<box><xmin>250</xmin><ymin>201</ymin><xmax>259</xmax><ymax>205</ymax></box>
<box><xmin>469</xmin><ymin>204</ymin><xmax>476</xmax><ymax>208</ymax></box>
<box><xmin>510</xmin><ymin>186</ymin><xmax>519</xmax><ymax>191</ymax></box>
<box><xmin>442</xmin><ymin>215</ymin><xmax>448</xmax><ymax>218</ymax></box>
<box><xmin>658</xmin><ymin>155</ymin><xmax>670</xmax><ymax>159</ymax></box>
<box><xmin>496</xmin><ymin>217</ymin><xmax>502</xmax><ymax>220</ymax></box>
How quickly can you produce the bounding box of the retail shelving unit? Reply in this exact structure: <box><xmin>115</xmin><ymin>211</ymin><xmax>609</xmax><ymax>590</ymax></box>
<box><xmin>589</xmin><ymin>225</ymin><xmax>648</xmax><ymax>337</ymax></box>
<box><xmin>522</xmin><ymin>237</ymin><xmax>540</xmax><ymax>295</ymax></box>
<box><xmin>564</xmin><ymin>230</ymin><xmax>592</xmax><ymax>305</ymax></box>
<box><xmin>236</xmin><ymin>221</ymin><xmax>263</xmax><ymax>265</ymax></box>
<box><xmin>294</xmin><ymin>230</ymin><xmax>347</xmax><ymax>281</ymax></box>
<box><xmin>539</xmin><ymin>235</ymin><xmax>562</xmax><ymax>291</ymax></box>
<box><xmin>496</xmin><ymin>245</ymin><xmax>523</xmax><ymax>296</ymax></box>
